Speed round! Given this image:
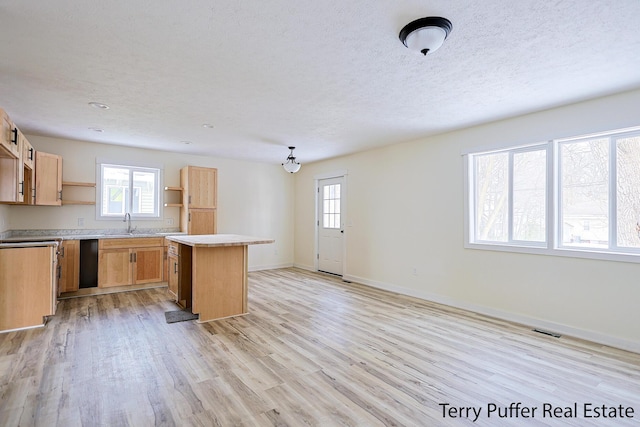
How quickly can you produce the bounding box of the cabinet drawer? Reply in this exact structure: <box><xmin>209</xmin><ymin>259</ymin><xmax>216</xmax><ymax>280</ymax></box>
<box><xmin>99</xmin><ymin>237</ymin><xmax>164</xmax><ymax>249</ymax></box>
<box><xmin>168</xmin><ymin>242</ymin><xmax>179</xmax><ymax>256</ymax></box>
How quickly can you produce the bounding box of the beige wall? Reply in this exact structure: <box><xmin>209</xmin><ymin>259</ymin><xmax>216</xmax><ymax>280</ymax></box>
<box><xmin>294</xmin><ymin>88</ymin><xmax>640</xmax><ymax>352</ymax></box>
<box><xmin>9</xmin><ymin>136</ymin><xmax>294</xmax><ymax>270</ymax></box>
<box><xmin>0</xmin><ymin>204</ymin><xmax>9</xmax><ymax>232</ymax></box>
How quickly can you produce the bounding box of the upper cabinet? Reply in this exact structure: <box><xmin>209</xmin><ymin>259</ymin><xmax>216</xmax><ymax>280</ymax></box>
<box><xmin>22</xmin><ymin>133</ymin><xmax>35</xmax><ymax>170</ymax></box>
<box><xmin>0</xmin><ymin>109</ymin><xmax>20</xmax><ymax>158</ymax></box>
<box><xmin>35</xmin><ymin>151</ymin><xmax>63</xmax><ymax>206</ymax></box>
<box><xmin>182</xmin><ymin>166</ymin><xmax>217</xmax><ymax>209</ymax></box>
<box><xmin>0</xmin><ymin>110</ymin><xmax>24</xmax><ymax>203</ymax></box>
<box><xmin>180</xmin><ymin>166</ymin><xmax>217</xmax><ymax>234</ymax></box>
<box><xmin>1</xmin><ymin>108</ymin><xmax>61</xmax><ymax>205</ymax></box>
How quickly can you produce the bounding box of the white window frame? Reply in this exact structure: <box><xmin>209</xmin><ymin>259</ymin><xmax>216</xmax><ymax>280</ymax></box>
<box><xmin>96</xmin><ymin>161</ymin><xmax>163</xmax><ymax>221</ymax></box>
<box><xmin>464</xmin><ymin>126</ymin><xmax>640</xmax><ymax>264</ymax></box>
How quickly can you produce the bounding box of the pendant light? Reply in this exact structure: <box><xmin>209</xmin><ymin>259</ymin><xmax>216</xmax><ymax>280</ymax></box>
<box><xmin>399</xmin><ymin>17</ymin><xmax>452</xmax><ymax>56</ymax></box>
<box><xmin>282</xmin><ymin>146</ymin><xmax>301</xmax><ymax>173</ymax></box>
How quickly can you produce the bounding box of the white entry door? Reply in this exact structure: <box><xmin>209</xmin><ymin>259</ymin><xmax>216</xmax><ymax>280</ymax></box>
<box><xmin>318</xmin><ymin>177</ymin><xmax>344</xmax><ymax>275</ymax></box>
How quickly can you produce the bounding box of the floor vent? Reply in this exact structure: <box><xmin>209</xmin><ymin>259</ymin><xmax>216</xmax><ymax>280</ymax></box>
<box><xmin>533</xmin><ymin>329</ymin><xmax>561</xmax><ymax>338</ymax></box>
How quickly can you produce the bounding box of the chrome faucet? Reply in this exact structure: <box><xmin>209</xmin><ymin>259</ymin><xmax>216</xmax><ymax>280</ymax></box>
<box><xmin>123</xmin><ymin>212</ymin><xmax>134</xmax><ymax>234</ymax></box>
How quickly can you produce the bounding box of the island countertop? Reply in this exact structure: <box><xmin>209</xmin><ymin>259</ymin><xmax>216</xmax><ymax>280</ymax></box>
<box><xmin>166</xmin><ymin>234</ymin><xmax>275</xmax><ymax>247</ymax></box>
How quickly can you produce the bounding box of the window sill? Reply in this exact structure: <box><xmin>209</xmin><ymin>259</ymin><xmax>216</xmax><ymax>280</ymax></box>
<box><xmin>465</xmin><ymin>242</ymin><xmax>640</xmax><ymax>264</ymax></box>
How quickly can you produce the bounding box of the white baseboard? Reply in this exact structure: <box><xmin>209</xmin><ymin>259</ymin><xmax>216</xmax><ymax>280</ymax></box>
<box><xmin>292</xmin><ymin>263</ymin><xmax>316</xmax><ymax>272</ymax></box>
<box><xmin>248</xmin><ymin>262</ymin><xmax>294</xmax><ymax>272</ymax></box>
<box><xmin>342</xmin><ymin>273</ymin><xmax>640</xmax><ymax>354</ymax></box>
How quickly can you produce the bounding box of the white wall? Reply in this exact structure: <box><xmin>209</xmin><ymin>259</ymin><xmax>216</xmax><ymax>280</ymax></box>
<box><xmin>9</xmin><ymin>136</ymin><xmax>294</xmax><ymax>270</ymax></box>
<box><xmin>294</xmin><ymin>88</ymin><xmax>640</xmax><ymax>352</ymax></box>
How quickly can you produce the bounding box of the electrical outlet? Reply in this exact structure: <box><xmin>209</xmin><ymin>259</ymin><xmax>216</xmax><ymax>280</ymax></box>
<box><xmin>78</xmin><ymin>218</ymin><xmax>84</xmax><ymax>226</ymax></box>
<box><xmin>412</xmin><ymin>267</ymin><xmax>418</xmax><ymax>276</ymax></box>
<box><xmin>166</xmin><ymin>218</ymin><xmax>174</xmax><ymax>226</ymax></box>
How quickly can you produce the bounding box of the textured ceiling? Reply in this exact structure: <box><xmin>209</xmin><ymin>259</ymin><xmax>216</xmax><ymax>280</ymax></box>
<box><xmin>1</xmin><ymin>1</ymin><xmax>640</xmax><ymax>165</ymax></box>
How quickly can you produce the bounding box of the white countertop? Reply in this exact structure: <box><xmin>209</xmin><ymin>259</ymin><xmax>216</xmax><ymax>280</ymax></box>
<box><xmin>166</xmin><ymin>234</ymin><xmax>275</xmax><ymax>247</ymax></box>
<box><xmin>0</xmin><ymin>241</ymin><xmax>60</xmax><ymax>249</ymax></box>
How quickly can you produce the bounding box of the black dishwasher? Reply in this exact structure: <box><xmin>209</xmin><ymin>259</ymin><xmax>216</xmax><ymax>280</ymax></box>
<box><xmin>79</xmin><ymin>239</ymin><xmax>98</xmax><ymax>288</ymax></box>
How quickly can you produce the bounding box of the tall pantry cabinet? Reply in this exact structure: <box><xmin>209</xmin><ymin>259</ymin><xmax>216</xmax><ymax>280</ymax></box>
<box><xmin>180</xmin><ymin>166</ymin><xmax>217</xmax><ymax>235</ymax></box>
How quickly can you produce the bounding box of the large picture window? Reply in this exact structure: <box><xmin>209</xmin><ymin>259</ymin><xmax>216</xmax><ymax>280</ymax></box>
<box><xmin>466</xmin><ymin>127</ymin><xmax>640</xmax><ymax>262</ymax></box>
<box><xmin>98</xmin><ymin>163</ymin><xmax>161</xmax><ymax>219</ymax></box>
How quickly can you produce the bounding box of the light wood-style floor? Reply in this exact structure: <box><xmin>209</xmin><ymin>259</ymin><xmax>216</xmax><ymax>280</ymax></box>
<box><xmin>1</xmin><ymin>268</ymin><xmax>639</xmax><ymax>426</ymax></box>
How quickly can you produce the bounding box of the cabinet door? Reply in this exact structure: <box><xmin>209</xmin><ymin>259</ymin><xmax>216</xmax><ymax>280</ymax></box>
<box><xmin>0</xmin><ymin>156</ymin><xmax>20</xmax><ymax>202</ymax></box>
<box><xmin>184</xmin><ymin>166</ymin><xmax>217</xmax><ymax>208</ymax></box>
<box><xmin>133</xmin><ymin>247</ymin><xmax>163</xmax><ymax>284</ymax></box>
<box><xmin>59</xmin><ymin>240</ymin><xmax>80</xmax><ymax>293</ymax></box>
<box><xmin>22</xmin><ymin>135</ymin><xmax>34</xmax><ymax>170</ymax></box>
<box><xmin>98</xmin><ymin>248</ymin><xmax>132</xmax><ymax>287</ymax></box>
<box><xmin>35</xmin><ymin>151</ymin><xmax>62</xmax><ymax>206</ymax></box>
<box><xmin>167</xmin><ymin>253</ymin><xmax>178</xmax><ymax>300</ymax></box>
<box><xmin>187</xmin><ymin>209</ymin><xmax>217</xmax><ymax>235</ymax></box>
<box><xmin>0</xmin><ymin>110</ymin><xmax>20</xmax><ymax>158</ymax></box>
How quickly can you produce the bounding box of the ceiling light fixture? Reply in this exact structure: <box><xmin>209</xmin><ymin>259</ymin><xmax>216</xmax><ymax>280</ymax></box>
<box><xmin>88</xmin><ymin>101</ymin><xmax>110</xmax><ymax>110</ymax></box>
<box><xmin>88</xmin><ymin>127</ymin><xmax>104</xmax><ymax>132</ymax></box>
<box><xmin>202</xmin><ymin>124</ymin><xmax>214</xmax><ymax>128</ymax></box>
<box><xmin>399</xmin><ymin>16</ymin><xmax>452</xmax><ymax>56</ymax></box>
<box><xmin>282</xmin><ymin>146</ymin><xmax>301</xmax><ymax>174</ymax></box>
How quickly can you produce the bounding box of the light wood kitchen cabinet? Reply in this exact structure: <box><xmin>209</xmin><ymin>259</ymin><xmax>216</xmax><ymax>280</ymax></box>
<box><xmin>184</xmin><ymin>209</ymin><xmax>217</xmax><ymax>235</ymax></box>
<box><xmin>0</xmin><ymin>243</ymin><xmax>57</xmax><ymax>332</ymax></box>
<box><xmin>181</xmin><ymin>166</ymin><xmax>217</xmax><ymax>208</ymax></box>
<box><xmin>180</xmin><ymin>166</ymin><xmax>217</xmax><ymax>234</ymax></box>
<box><xmin>0</xmin><ymin>122</ymin><xmax>24</xmax><ymax>204</ymax></box>
<box><xmin>166</xmin><ymin>240</ymin><xmax>191</xmax><ymax>308</ymax></box>
<box><xmin>35</xmin><ymin>151</ymin><xmax>63</xmax><ymax>206</ymax></box>
<box><xmin>59</xmin><ymin>240</ymin><xmax>80</xmax><ymax>293</ymax></box>
<box><xmin>98</xmin><ymin>237</ymin><xmax>164</xmax><ymax>288</ymax></box>
<box><xmin>21</xmin><ymin>133</ymin><xmax>35</xmax><ymax>170</ymax></box>
<box><xmin>0</xmin><ymin>108</ymin><xmax>20</xmax><ymax>158</ymax></box>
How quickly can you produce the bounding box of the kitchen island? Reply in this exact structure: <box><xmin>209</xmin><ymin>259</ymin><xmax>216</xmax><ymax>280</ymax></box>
<box><xmin>165</xmin><ymin>234</ymin><xmax>274</xmax><ymax>322</ymax></box>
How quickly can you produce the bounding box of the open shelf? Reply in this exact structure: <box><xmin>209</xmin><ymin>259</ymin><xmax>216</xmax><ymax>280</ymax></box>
<box><xmin>62</xmin><ymin>200</ymin><xmax>96</xmax><ymax>205</ymax></box>
<box><xmin>63</xmin><ymin>181</ymin><xmax>96</xmax><ymax>187</ymax></box>
<box><xmin>62</xmin><ymin>181</ymin><xmax>95</xmax><ymax>205</ymax></box>
<box><xmin>164</xmin><ymin>186</ymin><xmax>183</xmax><ymax>207</ymax></box>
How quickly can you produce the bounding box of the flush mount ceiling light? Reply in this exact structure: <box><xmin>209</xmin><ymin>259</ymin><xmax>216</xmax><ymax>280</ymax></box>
<box><xmin>282</xmin><ymin>146</ymin><xmax>301</xmax><ymax>174</ymax></box>
<box><xmin>88</xmin><ymin>101</ymin><xmax>110</xmax><ymax>110</ymax></box>
<box><xmin>399</xmin><ymin>16</ymin><xmax>452</xmax><ymax>56</ymax></box>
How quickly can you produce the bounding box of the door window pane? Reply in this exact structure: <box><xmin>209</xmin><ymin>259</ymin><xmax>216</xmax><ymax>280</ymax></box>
<box><xmin>322</xmin><ymin>184</ymin><xmax>341</xmax><ymax>229</ymax></box>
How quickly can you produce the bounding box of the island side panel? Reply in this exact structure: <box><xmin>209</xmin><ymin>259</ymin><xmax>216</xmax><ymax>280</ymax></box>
<box><xmin>0</xmin><ymin>246</ymin><xmax>54</xmax><ymax>331</ymax></box>
<box><xmin>191</xmin><ymin>245</ymin><xmax>247</xmax><ymax>322</ymax></box>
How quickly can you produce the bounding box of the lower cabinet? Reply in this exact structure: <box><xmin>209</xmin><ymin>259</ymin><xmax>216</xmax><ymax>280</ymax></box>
<box><xmin>167</xmin><ymin>241</ymin><xmax>191</xmax><ymax>308</ymax></box>
<box><xmin>59</xmin><ymin>240</ymin><xmax>80</xmax><ymax>293</ymax></box>
<box><xmin>98</xmin><ymin>238</ymin><xmax>164</xmax><ymax>288</ymax></box>
<box><xmin>0</xmin><ymin>244</ymin><xmax>57</xmax><ymax>332</ymax></box>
